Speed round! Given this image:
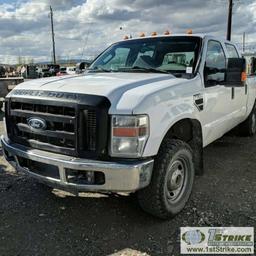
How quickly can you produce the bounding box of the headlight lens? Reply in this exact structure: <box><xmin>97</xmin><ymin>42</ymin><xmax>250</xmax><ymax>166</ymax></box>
<box><xmin>110</xmin><ymin>115</ymin><xmax>149</xmax><ymax>157</ymax></box>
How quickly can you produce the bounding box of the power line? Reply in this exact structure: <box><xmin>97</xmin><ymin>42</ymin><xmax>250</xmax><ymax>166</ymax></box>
<box><xmin>80</xmin><ymin>23</ymin><xmax>93</xmax><ymax>60</ymax></box>
<box><xmin>242</xmin><ymin>32</ymin><xmax>245</xmax><ymax>52</ymax></box>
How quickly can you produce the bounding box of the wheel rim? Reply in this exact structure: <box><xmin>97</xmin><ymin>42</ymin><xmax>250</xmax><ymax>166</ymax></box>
<box><xmin>252</xmin><ymin>112</ymin><xmax>256</xmax><ymax>134</ymax></box>
<box><xmin>165</xmin><ymin>158</ymin><xmax>188</xmax><ymax>203</ymax></box>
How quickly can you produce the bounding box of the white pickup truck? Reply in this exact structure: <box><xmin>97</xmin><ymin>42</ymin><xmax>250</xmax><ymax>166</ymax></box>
<box><xmin>1</xmin><ymin>34</ymin><xmax>256</xmax><ymax>219</ymax></box>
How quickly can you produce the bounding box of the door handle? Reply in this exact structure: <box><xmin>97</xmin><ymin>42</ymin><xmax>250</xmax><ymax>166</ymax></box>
<box><xmin>231</xmin><ymin>87</ymin><xmax>234</xmax><ymax>99</ymax></box>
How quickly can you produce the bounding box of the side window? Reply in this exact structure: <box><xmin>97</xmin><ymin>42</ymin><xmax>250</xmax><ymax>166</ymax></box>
<box><xmin>204</xmin><ymin>40</ymin><xmax>226</xmax><ymax>87</ymax></box>
<box><xmin>225</xmin><ymin>44</ymin><xmax>239</xmax><ymax>58</ymax></box>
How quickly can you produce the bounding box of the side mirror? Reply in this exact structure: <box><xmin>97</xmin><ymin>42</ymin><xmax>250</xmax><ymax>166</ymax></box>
<box><xmin>204</xmin><ymin>65</ymin><xmax>225</xmax><ymax>87</ymax></box>
<box><xmin>225</xmin><ymin>58</ymin><xmax>246</xmax><ymax>87</ymax></box>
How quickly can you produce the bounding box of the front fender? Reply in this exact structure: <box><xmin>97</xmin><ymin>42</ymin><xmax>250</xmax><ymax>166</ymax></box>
<box><xmin>131</xmin><ymin>75</ymin><xmax>203</xmax><ymax>157</ymax></box>
<box><xmin>143</xmin><ymin>111</ymin><xmax>201</xmax><ymax>157</ymax></box>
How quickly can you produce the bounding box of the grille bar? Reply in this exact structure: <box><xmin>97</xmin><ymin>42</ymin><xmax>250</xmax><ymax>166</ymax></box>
<box><xmin>10</xmin><ymin>110</ymin><xmax>75</xmax><ymax>124</ymax></box>
<box><xmin>16</xmin><ymin>123</ymin><xmax>75</xmax><ymax>140</ymax></box>
<box><xmin>22</xmin><ymin>139</ymin><xmax>76</xmax><ymax>155</ymax></box>
<box><xmin>11</xmin><ymin>101</ymin><xmax>76</xmax><ymax>116</ymax></box>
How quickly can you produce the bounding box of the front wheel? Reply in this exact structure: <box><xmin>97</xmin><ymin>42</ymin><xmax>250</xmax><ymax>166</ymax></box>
<box><xmin>137</xmin><ymin>139</ymin><xmax>195</xmax><ymax>219</ymax></box>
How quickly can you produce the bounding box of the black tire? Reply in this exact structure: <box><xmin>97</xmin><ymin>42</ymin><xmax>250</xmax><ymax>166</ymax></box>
<box><xmin>238</xmin><ymin>103</ymin><xmax>256</xmax><ymax>137</ymax></box>
<box><xmin>137</xmin><ymin>139</ymin><xmax>195</xmax><ymax>219</ymax></box>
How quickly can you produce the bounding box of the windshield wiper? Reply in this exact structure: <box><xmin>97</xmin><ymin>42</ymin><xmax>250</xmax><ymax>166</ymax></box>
<box><xmin>87</xmin><ymin>67</ymin><xmax>112</xmax><ymax>73</ymax></box>
<box><xmin>119</xmin><ymin>66</ymin><xmax>171</xmax><ymax>74</ymax></box>
<box><xmin>88</xmin><ymin>66</ymin><xmax>171</xmax><ymax>75</ymax></box>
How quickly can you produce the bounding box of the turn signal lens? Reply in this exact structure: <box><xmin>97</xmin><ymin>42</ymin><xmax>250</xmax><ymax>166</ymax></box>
<box><xmin>241</xmin><ymin>71</ymin><xmax>247</xmax><ymax>82</ymax></box>
<box><xmin>113</xmin><ymin>127</ymin><xmax>148</xmax><ymax>137</ymax></box>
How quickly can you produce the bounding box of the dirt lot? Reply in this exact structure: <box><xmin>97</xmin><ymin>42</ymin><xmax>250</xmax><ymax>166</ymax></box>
<box><xmin>0</xmin><ymin>111</ymin><xmax>255</xmax><ymax>256</ymax></box>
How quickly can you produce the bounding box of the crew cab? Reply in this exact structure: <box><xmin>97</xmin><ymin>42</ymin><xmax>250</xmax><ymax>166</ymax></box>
<box><xmin>1</xmin><ymin>34</ymin><xmax>256</xmax><ymax>219</ymax></box>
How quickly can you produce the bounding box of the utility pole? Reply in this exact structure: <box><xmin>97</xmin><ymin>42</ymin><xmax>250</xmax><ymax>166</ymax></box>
<box><xmin>226</xmin><ymin>0</ymin><xmax>233</xmax><ymax>41</ymax></box>
<box><xmin>242</xmin><ymin>32</ymin><xmax>245</xmax><ymax>53</ymax></box>
<box><xmin>49</xmin><ymin>6</ymin><xmax>56</xmax><ymax>64</ymax></box>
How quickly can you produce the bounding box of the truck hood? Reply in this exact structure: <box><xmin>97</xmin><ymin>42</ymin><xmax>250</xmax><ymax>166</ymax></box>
<box><xmin>11</xmin><ymin>73</ymin><xmax>187</xmax><ymax>113</ymax></box>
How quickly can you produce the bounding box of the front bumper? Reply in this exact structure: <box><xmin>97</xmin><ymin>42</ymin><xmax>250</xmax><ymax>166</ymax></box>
<box><xmin>1</xmin><ymin>136</ymin><xmax>154</xmax><ymax>193</ymax></box>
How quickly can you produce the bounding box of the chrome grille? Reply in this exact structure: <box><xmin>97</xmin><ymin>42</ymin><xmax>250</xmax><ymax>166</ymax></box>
<box><xmin>7</xmin><ymin>100</ymin><xmax>97</xmax><ymax>156</ymax></box>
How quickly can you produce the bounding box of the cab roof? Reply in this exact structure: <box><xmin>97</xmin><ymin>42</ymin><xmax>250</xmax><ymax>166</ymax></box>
<box><xmin>119</xmin><ymin>34</ymin><xmax>233</xmax><ymax>45</ymax></box>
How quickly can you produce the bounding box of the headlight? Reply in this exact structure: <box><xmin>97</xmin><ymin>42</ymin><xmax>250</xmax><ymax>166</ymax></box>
<box><xmin>110</xmin><ymin>115</ymin><xmax>149</xmax><ymax>157</ymax></box>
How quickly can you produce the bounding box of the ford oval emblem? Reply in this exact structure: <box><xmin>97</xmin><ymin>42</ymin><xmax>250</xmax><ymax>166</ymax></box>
<box><xmin>27</xmin><ymin>117</ymin><xmax>47</xmax><ymax>130</ymax></box>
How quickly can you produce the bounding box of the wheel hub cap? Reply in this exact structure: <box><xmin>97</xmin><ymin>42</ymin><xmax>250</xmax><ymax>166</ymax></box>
<box><xmin>166</xmin><ymin>160</ymin><xmax>185</xmax><ymax>201</ymax></box>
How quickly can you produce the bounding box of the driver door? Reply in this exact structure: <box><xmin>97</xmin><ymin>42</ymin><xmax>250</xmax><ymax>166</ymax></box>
<box><xmin>201</xmin><ymin>40</ymin><xmax>234</xmax><ymax>145</ymax></box>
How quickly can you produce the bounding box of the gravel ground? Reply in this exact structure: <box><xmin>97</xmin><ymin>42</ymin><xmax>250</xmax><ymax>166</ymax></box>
<box><xmin>0</xmin><ymin>112</ymin><xmax>255</xmax><ymax>256</ymax></box>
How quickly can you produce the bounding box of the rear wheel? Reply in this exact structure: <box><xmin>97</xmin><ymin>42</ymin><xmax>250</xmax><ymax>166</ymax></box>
<box><xmin>238</xmin><ymin>103</ymin><xmax>256</xmax><ymax>136</ymax></box>
<box><xmin>137</xmin><ymin>139</ymin><xmax>195</xmax><ymax>219</ymax></box>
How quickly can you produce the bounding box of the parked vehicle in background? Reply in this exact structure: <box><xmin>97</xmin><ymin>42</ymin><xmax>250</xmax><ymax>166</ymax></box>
<box><xmin>66</xmin><ymin>66</ymin><xmax>76</xmax><ymax>75</ymax></box>
<box><xmin>20</xmin><ymin>65</ymin><xmax>38</xmax><ymax>79</ymax></box>
<box><xmin>0</xmin><ymin>77</ymin><xmax>24</xmax><ymax>109</ymax></box>
<box><xmin>243</xmin><ymin>53</ymin><xmax>256</xmax><ymax>76</ymax></box>
<box><xmin>0</xmin><ymin>66</ymin><xmax>6</xmax><ymax>77</ymax></box>
<box><xmin>37</xmin><ymin>64</ymin><xmax>60</xmax><ymax>78</ymax></box>
<box><xmin>2</xmin><ymin>34</ymin><xmax>256</xmax><ymax>219</ymax></box>
<box><xmin>57</xmin><ymin>67</ymin><xmax>68</xmax><ymax>76</ymax></box>
<box><xmin>48</xmin><ymin>64</ymin><xmax>60</xmax><ymax>76</ymax></box>
<box><xmin>37</xmin><ymin>68</ymin><xmax>52</xmax><ymax>78</ymax></box>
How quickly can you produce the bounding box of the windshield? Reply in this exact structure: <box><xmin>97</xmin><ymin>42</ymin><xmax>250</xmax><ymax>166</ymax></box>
<box><xmin>89</xmin><ymin>36</ymin><xmax>202</xmax><ymax>77</ymax></box>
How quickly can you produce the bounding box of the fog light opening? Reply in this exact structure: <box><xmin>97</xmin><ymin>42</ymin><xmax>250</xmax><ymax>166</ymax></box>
<box><xmin>3</xmin><ymin>149</ymin><xmax>15</xmax><ymax>162</ymax></box>
<box><xmin>66</xmin><ymin>169</ymin><xmax>105</xmax><ymax>185</ymax></box>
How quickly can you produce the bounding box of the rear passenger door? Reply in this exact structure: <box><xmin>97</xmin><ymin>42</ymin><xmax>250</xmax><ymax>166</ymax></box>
<box><xmin>225</xmin><ymin>43</ymin><xmax>247</xmax><ymax>123</ymax></box>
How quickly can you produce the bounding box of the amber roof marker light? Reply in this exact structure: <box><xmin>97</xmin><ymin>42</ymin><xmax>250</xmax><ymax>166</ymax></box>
<box><xmin>139</xmin><ymin>32</ymin><xmax>146</xmax><ymax>37</ymax></box>
<box><xmin>151</xmin><ymin>32</ymin><xmax>157</xmax><ymax>36</ymax></box>
<box><xmin>186</xmin><ymin>29</ymin><xmax>193</xmax><ymax>35</ymax></box>
<box><xmin>164</xmin><ymin>30</ymin><xmax>171</xmax><ymax>35</ymax></box>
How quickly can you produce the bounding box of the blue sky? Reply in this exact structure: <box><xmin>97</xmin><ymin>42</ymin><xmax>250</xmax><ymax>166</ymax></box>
<box><xmin>0</xmin><ymin>0</ymin><xmax>255</xmax><ymax>64</ymax></box>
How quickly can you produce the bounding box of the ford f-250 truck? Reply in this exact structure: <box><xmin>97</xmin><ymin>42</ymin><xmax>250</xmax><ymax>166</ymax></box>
<box><xmin>1</xmin><ymin>34</ymin><xmax>256</xmax><ymax>219</ymax></box>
